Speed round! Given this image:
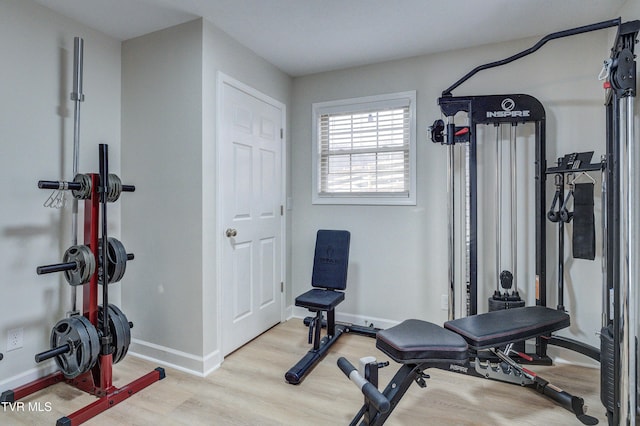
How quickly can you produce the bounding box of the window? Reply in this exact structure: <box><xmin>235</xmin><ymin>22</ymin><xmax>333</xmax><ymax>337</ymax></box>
<box><xmin>312</xmin><ymin>91</ymin><xmax>416</xmax><ymax>205</ymax></box>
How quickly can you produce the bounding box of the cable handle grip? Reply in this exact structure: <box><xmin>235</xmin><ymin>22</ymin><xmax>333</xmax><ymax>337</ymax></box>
<box><xmin>34</xmin><ymin>344</ymin><xmax>70</xmax><ymax>363</ymax></box>
<box><xmin>337</xmin><ymin>357</ymin><xmax>390</xmax><ymax>413</ymax></box>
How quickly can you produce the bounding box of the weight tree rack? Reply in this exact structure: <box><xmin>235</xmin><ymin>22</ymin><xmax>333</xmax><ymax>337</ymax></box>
<box><xmin>0</xmin><ymin>144</ymin><xmax>165</xmax><ymax>426</ymax></box>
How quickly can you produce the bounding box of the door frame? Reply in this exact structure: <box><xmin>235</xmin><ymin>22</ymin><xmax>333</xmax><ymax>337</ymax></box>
<box><xmin>215</xmin><ymin>72</ymin><xmax>287</xmax><ymax>360</ymax></box>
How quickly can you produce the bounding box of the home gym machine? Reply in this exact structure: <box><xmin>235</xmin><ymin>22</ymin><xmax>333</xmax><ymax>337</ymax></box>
<box><xmin>339</xmin><ymin>18</ymin><xmax>640</xmax><ymax>426</ymax></box>
<box><xmin>0</xmin><ymin>38</ymin><xmax>164</xmax><ymax>426</ymax></box>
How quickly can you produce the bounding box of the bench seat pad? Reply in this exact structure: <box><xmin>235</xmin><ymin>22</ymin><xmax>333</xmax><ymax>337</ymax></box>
<box><xmin>295</xmin><ymin>289</ymin><xmax>345</xmax><ymax>311</ymax></box>
<box><xmin>444</xmin><ymin>306</ymin><xmax>570</xmax><ymax>350</ymax></box>
<box><xmin>376</xmin><ymin>319</ymin><xmax>468</xmax><ymax>364</ymax></box>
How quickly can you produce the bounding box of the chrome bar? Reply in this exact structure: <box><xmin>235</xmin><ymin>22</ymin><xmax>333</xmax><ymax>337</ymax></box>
<box><xmin>601</xmin><ymin>158</ymin><xmax>608</xmax><ymax>327</ymax></box>
<box><xmin>69</xmin><ymin>37</ymin><xmax>84</xmax><ymax>313</ymax></box>
<box><xmin>510</xmin><ymin>125</ymin><xmax>517</xmax><ymax>292</ymax></box>
<box><xmin>619</xmin><ymin>95</ymin><xmax>636</xmax><ymax>425</ymax></box>
<box><xmin>447</xmin><ymin>137</ymin><xmax>455</xmax><ymax>321</ymax></box>
<box><xmin>496</xmin><ymin>125</ymin><xmax>502</xmax><ymax>291</ymax></box>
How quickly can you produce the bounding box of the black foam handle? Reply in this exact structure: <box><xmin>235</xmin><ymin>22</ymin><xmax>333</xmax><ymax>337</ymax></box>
<box><xmin>337</xmin><ymin>357</ymin><xmax>390</xmax><ymax>413</ymax></box>
<box><xmin>34</xmin><ymin>344</ymin><xmax>70</xmax><ymax>363</ymax></box>
<box><xmin>361</xmin><ymin>383</ymin><xmax>390</xmax><ymax>413</ymax></box>
<box><xmin>37</xmin><ymin>262</ymin><xmax>77</xmax><ymax>275</ymax></box>
<box><xmin>337</xmin><ymin>356</ymin><xmax>356</xmax><ymax>377</ymax></box>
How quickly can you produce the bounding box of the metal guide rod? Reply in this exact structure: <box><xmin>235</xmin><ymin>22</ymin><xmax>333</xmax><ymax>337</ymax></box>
<box><xmin>70</xmin><ymin>37</ymin><xmax>84</xmax><ymax>313</ymax></box>
<box><xmin>619</xmin><ymin>95</ymin><xmax>637</xmax><ymax>425</ymax></box>
<box><xmin>626</xmin><ymin>95</ymin><xmax>637</xmax><ymax>424</ymax></box>
<box><xmin>495</xmin><ymin>124</ymin><xmax>502</xmax><ymax>291</ymax></box>
<box><xmin>447</xmin><ymin>141</ymin><xmax>455</xmax><ymax>320</ymax></box>
<box><xmin>510</xmin><ymin>125</ymin><xmax>517</xmax><ymax>292</ymax></box>
<box><xmin>601</xmin><ymin>164</ymin><xmax>608</xmax><ymax>327</ymax></box>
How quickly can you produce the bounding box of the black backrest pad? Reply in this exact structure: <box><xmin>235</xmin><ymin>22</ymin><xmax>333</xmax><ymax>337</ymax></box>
<box><xmin>443</xmin><ymin>306</ymin><xmax>570</xmax><ymax>350</ymax></box>
<box><xmin>311</xmin><ymin>230</ymin><xmax>350</xmax><ymax>290</ymax></box>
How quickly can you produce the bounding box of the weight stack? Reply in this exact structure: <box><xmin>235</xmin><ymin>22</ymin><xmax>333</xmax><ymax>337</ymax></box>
<box><xmin>488</xmin><ymin>286</ymin><xmax>526</xmax><ymax>353</ymax></box>
<box><xmin>488</xmin><ymin>271</ymin><xmax>526</xmax><ymax>312</ymax></box>
<box><xmin>488</xmin><ymin>293</ymin><xmax>526</xmax><ymax>311</ymax></box>
<box><xmin>600</xmin><ymin>325</ymin><xmax>615</xmax><ymax>412</ymax></box>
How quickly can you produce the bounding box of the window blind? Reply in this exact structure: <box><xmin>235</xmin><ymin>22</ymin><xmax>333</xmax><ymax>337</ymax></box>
<box><xmin>318</xmin><ymin>106</ymin><xmax>410</xmax><ymax>195</ymax></box>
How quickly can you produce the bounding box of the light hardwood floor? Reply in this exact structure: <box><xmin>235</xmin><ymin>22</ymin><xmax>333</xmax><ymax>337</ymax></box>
<box><xmin>3</xmin><ymin>320</ymin><xmax>606</xmax><ymax>425</ymax></box>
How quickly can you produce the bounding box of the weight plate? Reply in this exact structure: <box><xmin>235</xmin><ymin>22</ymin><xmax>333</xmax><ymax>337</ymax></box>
<box><xmin>71</xmin><ymin>174</ymin><xmax>91</xmax><ymax>200</ymax></box>
<box><xmin>110</xmin><ymin>237</ymin><xmax>127</xmax><ymax>283</ymax></box>
<box><xmin>98</xmin><ymin>238</ymin><xmax>128</xmax><ymax>284</ymax></box>
<box><xmin>50</xmin><ymin>316</ymin><xmax>99</xmax><ymax>379</ymax></box>
<box><xmin>107</xmin><ymin>174</ymin><xmax>122</xmax><ymax>202</ymax></box>
<box><xmin>62</xmin><ymin>245</ymin><xmax>96</xmax><ymax>286</ymax></box>
<box><xmin>98</xmin><ymin>304</ymin><xmax>131</xmax><ymax>364</ymax></box>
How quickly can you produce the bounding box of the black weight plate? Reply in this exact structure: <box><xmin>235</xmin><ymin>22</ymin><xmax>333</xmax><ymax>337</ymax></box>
<box><xmin>50</xmin><ymin>316</ymin><xmax>99</xmax><ymax>379</ymax></box>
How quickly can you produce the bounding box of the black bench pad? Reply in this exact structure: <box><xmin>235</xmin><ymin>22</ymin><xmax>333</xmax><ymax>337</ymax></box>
<box><xmin>444</xmin><ymin>306</ymin><xmax>570</xmax><ymax>350</ymax></box>
<box><xmin>295</xmin><ymin>289</ymin><xmax>345</xmax><ymax>311</ymax></box>
<box><xmin>376</xmin><ymin>320</ymin><xmax>468</xmax><ymax>364</ymax></box>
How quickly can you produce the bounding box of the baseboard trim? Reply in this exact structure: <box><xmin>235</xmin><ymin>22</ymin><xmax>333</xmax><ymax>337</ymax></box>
<box><xmin>0</xmin><ymin>362</ymin><xmax>59</xmax><ymax>392</ymax></box>
<box><xmin>129</xmin><ymin>339</ymin><xmax>221</xmax><ymax>377</ymax></box>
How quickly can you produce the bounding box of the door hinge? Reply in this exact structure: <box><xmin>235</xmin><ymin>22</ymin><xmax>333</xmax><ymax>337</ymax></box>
<box><xmin>280</xmin><ymin>128</ymin><xmax>284</xmax><ymax>139</ymax></box>
<box><xmin>280</xmin><ymin>205</ymin><xmax>284</xmax><ymax>216</ymax></box>
<box><xmin>280</xmin><ymin>282</ymin><xmax>284</xmax><ymax>292</ymax></box>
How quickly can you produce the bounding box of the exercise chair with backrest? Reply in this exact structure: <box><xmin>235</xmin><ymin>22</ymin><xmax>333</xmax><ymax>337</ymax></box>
<box><xmin>285</xmin><ymin>230</ymin><xmax>377</xmax><ymax>385</ymax></box>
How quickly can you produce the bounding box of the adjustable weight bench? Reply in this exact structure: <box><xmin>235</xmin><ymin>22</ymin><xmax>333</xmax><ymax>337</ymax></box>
<box><xmin>339</xmin><ymin>306</ymin><xmax>598</xmax><ymax>425</ymax></box>
<box><xmin>285</xmin><ymin>230</ymin><xmax>377</xmax><ymax>385</ymax></box>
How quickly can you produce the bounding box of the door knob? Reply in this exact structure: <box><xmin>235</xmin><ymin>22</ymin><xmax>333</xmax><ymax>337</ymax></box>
<box><xmin>225</xmin><ymin>228</ymin><xmax>237</xmax><ymax>238</ymax></box>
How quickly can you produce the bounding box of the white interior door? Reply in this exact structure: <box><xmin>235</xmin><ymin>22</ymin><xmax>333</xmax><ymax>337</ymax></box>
<box><xmin>219</xmin><ymin>76</ymin><xmax>284</xmax><ymax>356</ymax></box>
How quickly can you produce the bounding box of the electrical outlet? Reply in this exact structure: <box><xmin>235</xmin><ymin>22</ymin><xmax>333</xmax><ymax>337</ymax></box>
<box><xmin>441</xmin><ymin>294</ymin><xmax>449</xmax><ymax>310</ymax></box>
<box><xmin>7</xmin><ymin>328</ymin><xmax>23</xmax><ymax>351</ymax></box>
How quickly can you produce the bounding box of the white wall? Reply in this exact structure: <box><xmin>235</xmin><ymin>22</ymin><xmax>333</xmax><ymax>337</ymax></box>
<box><xmin>121</xmin><ymin>19</ymin><xmax>205</xmax><ymax>371</ymax></box>
<box><xmin>290</xmin><ymin>25</ymin><xmax>618</xmax><ymax>363</ymax></box>
<box><xmin>0</xmin><ymin>0</ymin><xmax>121</xmax><ymax>388</ymax></box>
<box><xmin>122</xmin><ymin>18</ymin><xmax>292</xmax><ymax>375</ymax></box>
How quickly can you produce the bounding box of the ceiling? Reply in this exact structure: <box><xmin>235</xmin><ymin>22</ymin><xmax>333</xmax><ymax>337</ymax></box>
<box><xmin>34</xmin><ymin>0</ymin><xmax>627</xmax><ymax>76</ymax></box>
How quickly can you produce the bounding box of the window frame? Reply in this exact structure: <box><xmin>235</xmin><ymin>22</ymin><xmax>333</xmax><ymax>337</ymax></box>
<box><xmin>311</xmin><ymin>91</ymin><xmax>417</xmax><ymax>206</ymax></box>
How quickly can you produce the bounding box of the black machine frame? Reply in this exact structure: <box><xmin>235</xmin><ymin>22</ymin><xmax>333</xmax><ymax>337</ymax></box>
<box><xmin>434</xmin><ymin>94</ymin><xmax>553</xmax><ymax>364</ymax></box>
<box><xmin>436</xmin><ymin>94</ymin><xmax>546</xmax><ymax>316</ymax></box>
